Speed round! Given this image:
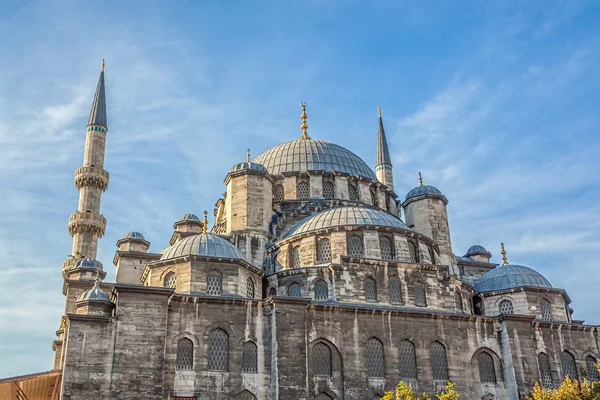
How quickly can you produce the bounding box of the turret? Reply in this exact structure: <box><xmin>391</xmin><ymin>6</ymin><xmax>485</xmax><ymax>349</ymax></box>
<box><xmin>113</xmin><ymin>231</ymin><xmax>161</xmax><ymax>284</ymax></box>
<box><xmin>375</xmin><ymin>106</ymin><xmax>394</xmax><ymax>191</ymax></box>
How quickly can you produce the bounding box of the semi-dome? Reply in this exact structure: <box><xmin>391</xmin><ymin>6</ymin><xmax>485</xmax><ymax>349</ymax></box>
<box><xmin>475</xmin><ymin>264</ymin><xmax>552</xmax><ymax>293</ymax></box>
<box><xmin>160</xmin><ymin>233</ymin><xmax>243</xmax><ymax>260</ymax></box>
<box><xmin>405</xmin><ymin>185</ymin><xmax>443</xmax><ymax>201</ymax></box>
<box><xmin>74</xmin><ymin>257</ymin><xmax>102</xmax><ymax>270</ymax></box>
<box><xmin>465</xmin><ymin>245</ymin><xmax>491</xmax><ymax>257</ymax></box>
<box><xmin>77</xmin><ymin>282</ymin><xmax>110</xmax><ymax>302</ymax></box>
<box><xmin>254</xmin><ymin>139</ymin><xmax>377</xmax><ymax>181</ymax></box>
<box><xmin>179</xmin><ymin>213</ymin><xmax>200</xmax><ymax>222</ymax></box>
<box><xmin>124</xmin><ymin>231</ymin><xmax>145</xmax><ymax>240</ymax></box>
<box><xmin>230</xmin><ymin>161</ymin><xmax>267</xmax><ymax>173</ymax></box>
<box><xmin>283</xmin><ymin>206</ymin><xmax>409</xmax><ymax>238</ymax></box>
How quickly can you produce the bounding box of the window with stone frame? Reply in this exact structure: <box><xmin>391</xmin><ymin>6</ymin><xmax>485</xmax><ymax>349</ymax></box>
<box><xmin>561</xmin><ymin>351</ymin><xmax>578</xmax><ymax>381</ymax></box>
<box><xmin>348</xmin><ymin>183</ymin><xmax>358</xmax><ymax>201</ymax></box>
<box><xmin>540</xmin><ymin>299</ymin><xmax>553</xmax><ymax>322</ymax></box>
<box><xmin>430</xmin><ymin>341</ymin><xmax>449</xmax><ymax>382</ymax></box>
<box><xmin>364</xmin><ymin>277</ymin><xmax>378</xmax><ymax>302</ymax></box>
<box><xmin>206</xmin><ymin>270</ymin><xmax>222</xmax><ymax>296</ymax></box>
<box><xmin>348</xmin><ymin>235</ymin><xmax>364</xmax><ymax>258</ymax></box>
<box><xmin>242</xmin><ymin>341</ymin><xmax>258</xmax><ymax>374</ymax></box>
<box><xmin>398</xmin><ymin>340</ymin><xmax>418</xmax><ymax>381</ymax></box>
<box><xmin>499</xmin><ymin>299</ymin><xmax>514</xmax><ymax>315</ymax></box>
<box><xmin>235</xmin><ymin>390</ymin><xmax>257</xmax><ymax>400</ymax></box>
<box><xmin>164</xmin><ymin>272</ymin><xmax>176</xmax><ymax>288</ymax></box>
<box><xmin>408</xmin><ymin>241</ymin><xmax>419</xmax><ymax>263</ymax></box>
<box><xmin>454</xmin><ymin>292</ymin><xmax>463</xmax><ymax>312</ymax></box>
<box><xmin>314</xmin><ymin>279</ymin><xmax>328</xmax><ymax>301</ymax></box>
<box><xmin>428</xmin><ymin>247</ymin><xmax>436</xmax><ymax>264</ymax></box>
<box><xmin>318</xmin><ymin>238</ymin><xmax>332</xmax><ymax>263</ymax></box>
<box><xmin>414</xmin><ymin>282</ymin><xmax>427</xmax><ymax>307</ymax></box>
<box><xmin>538</xmin><ymin>353</ymin><xmax>554</xmax><ymax>388</ymax></box>
<box><xmin>268</xmin><ymin>287</ymin><xmax>277</xmax><ymax>296</ymax></box>
<box><xmin>273</xmin><ymin>184</ymin><xmax>284</xmax><ymax>202</ymax></box>
<box><xmin>367</xmin><ymin>337</ymin><xmax>385</xmax><ymax>378</ymax></box>
<box><xmin>586</xmin><ymin>356</ymin><xmax>600</xmax><ymax>382</ymax></box>
<box><xmin>208</xmin><ymin>328</ymin><xmax>229</xmax><ymax>371</ymax></box>
<box><xmin>175</xmin><ymin>338</ymin><xmax>194</xmax><ymax>370</ymax></box>
<box><xmin>246</xmin><ymin>277</ymin><xmax>255</xmax><ymax>299</ymax></box>
<box><xmin>312</xmin><ymin>343</ymin><xmax>332</xmax><ymax>377</ymax></box>
<box><xmin>478</xmin><ymin>352</ymin><xmax>497</xmax><ymax>384</ymax></box>
<box><xmin>370</xmin><ymin>189</ymin><xmax>378</xmax><ymax>207</ymax></box>
<box><xmin>323</xmin><ymin>181</ymin><xmax>334</xmax><ymax>199</ymax></box>
<box><xmin>389</xmin><ymin>276</ymin><xmax>403</xmax><ymax>304</ymax></box>
<box><xmin>292</xmin><ymin>246</ymin><xmax>301</xmax><ymax>268</ymax></box>
<box><xmin>297</xmin><ymin>181</ymin><xmax>310</xmax><ymax>200</ymax></box>
<box><xmin>289</xmin><ymin>282</ymin><xmax>302</xmax><ymax>297</ymax></box>
<box><xmin>380</xmin><ymin>236</ymin><xmax>395</xmax><ymax>260</ymax></box>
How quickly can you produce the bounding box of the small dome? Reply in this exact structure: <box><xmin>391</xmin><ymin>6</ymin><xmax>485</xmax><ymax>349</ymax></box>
<box><xmin>475</xmin><ymin>264</ymin><xmax>553</xmax><ymax>293</ymax></box>
<box><xmin>160</xmin><ymin>233</ymin><xmax>243</xmax><ymax>260</ymax></box>
<box><xmin>77</xmin><ymin>282</ymin><xmax>110</xmax><ymax>302</ymax></box>
<box><xmin>283</xmin><ymin>206</ymin><xmax>409</xmax><ymax>238</ymax></box>
<box><xmin>74</xmin><ymin>257</ymin><xmax>102</xmax><ymax>270</ymax></box>
<box><xmin>230</xmin><ymin>161</ymin><xmax>267</xmax><ymax>173</ymax></box>
<box><xmin>405</xmin><ymin>185</ymin><xmax>443</xmax><ymax>201</ymax></box>
<box><xmin>179</xmin><ymin>214</ymin><xmax>200</xmax><ymax>222</ymax></box>
<box><xmin>465</xmin><ymin>245</ymin><xmax>490</xmax><ymax>257</ymax></box>
<box><xmin>124</xmin><ymin>231</ymin><xmax>145</xmax><ymax>240</ymax></box>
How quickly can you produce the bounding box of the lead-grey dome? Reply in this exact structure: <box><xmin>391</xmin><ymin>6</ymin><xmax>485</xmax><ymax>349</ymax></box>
<box><xmin>254</xmin><ymin>139</ymin><xmax>377</xmax><ymax>181</ymax></box>
<box><xmin>230</xmin><ymin>161</ymin><xmax>267</xmax><ymax>173</ymax></box>
<box><xmin>465</xmin><ymin>245</ymin><xmax>491</xmax><ymax>257</ymax></box>
<box><xmin>474</xmin><ymin>264</ymin><xmax>552</xmax><ymax>293</ymax></box>
<box><xmin>124</xmin><ymin>231</ymin><xmax>145</xmax><ymax>240</ymax></box>
<box><xmin>160</xmin><ymin>233</ymin><xmax>243</xmax><ymax>260</ymax></box>
<box><xmin>77</xmin><ymin>282</ymin><xmax>111</xmax><ymax>302</ymax></box>
<box><xmin>283</xmin><ymin>206</ymin><xmax>409</xmax><ymax>238</ymax></box>
<box><xmin>179</xmin><ymin>214</ymin><xmax>200</xmax><ymax>222</ymax></box>
<box><xmin>74</xmin><ymin>257</ymin><xmax>102</xmax><ymax>270</ymax></box>
<box><xmin>405</xmin><ymin>185</ymin><xmax>443</xmax><ymax>201</ymax></box>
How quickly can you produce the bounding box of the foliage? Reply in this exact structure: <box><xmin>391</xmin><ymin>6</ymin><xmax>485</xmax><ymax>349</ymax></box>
<box><xmin>381</xmin><ymin>381</ymin><xmax>459</xmax><ymax>400</ymax></box>
<box><xmin>526</xmin><ymin>362</ymin><xmax>600</xmax><ymax>400</ymax></box>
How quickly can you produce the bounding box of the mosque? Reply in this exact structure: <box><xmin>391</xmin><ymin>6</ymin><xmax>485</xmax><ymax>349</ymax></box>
<box><xmin>1</xmin><ymin>63</ymin><xmax>599</xmax><ymax>400</ymax></box>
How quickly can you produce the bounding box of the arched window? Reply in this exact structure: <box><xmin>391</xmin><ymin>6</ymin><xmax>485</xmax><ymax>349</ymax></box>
<box><xmin>540</xmin><ymin>299</ymin><xmax>553</xmax><ymax>321</ymax></box>
<box><xmin>268</xmin><ymin>287</ymin><xmax>277</xmax><ymax>296</ymax></box>
<box><xmin>164</xmin><ymin>272</ymin><xmax>176</xmax><ymax>288</ymax></box>
<box><xmin>455</xmin><ymin>292</ymin><xmax>463</xmax><ymax>312</ymax></box>
<box><xmin>274</xmin><ymin>184</ymin><xmax>284</xmax><ymax>202</ymax></box>
<box><xmin>297</xmin><ymin>181</ymin><xmax>310</xmax><ymax>200</ymax></box>
<box><xmin>323</xmin><ymin>181</ymin><xmax>334</xmax><ymax>199</ymax></box>
<box><xmin>499</xmin><ymin>300</ymin><xmax>514</xmax><ymax>315</ymax></box>
<box><xmin>318</xmin><ymin>238</ymin><xmax>331</xmax><ymax>263</ymax></box>
<box><xmin>364</xmin><ymin>277</ymin><xmax>377</xmax><ymax>302</ymax></box>
<box><xmin>207</xmin><ymin>270</ymin><xmax>222</xmax><ymax>296</ymax></box>
<box><xmin>561</xmin><ymin>351</ymin><xmax>578</xmax><ymax>381</ymax></box>
<box><xmin>538</xmin><ymin>353</ymin><xmax>554</xmax><ymax>388</ymax></box>
<box><xmin>348</xmin><ymin>183</ymin><xmax>358</xmax><ymax>201</ymax></box>
<box><xmin>246</xmin><ymin>278</ymin><xmax>255</xmax><ymax>299</ymax></box>
<box><xmin>370</xmin><ymin>189</ymin><xmax>378</xmax><ymax>207</ymax></box>
<box><xmin>428</xmin><ymin>247</ymin><xmax>436</xmax><ymax>264</ymax></box>
<box><xmin>380</xmin><ymin>236</ymin><xmax>395</xmax><ymax>260</ymax></box>
<box><xmin>367</xmin><ymin>338</ymin><xmax>385</xmax><ymax>378</ymax></box>
<box><xmin>175</xmin><ymin>338</ymin><xmax>193</xmax><ymax>370</ymax></box>
<box><xmin>414</xmin><ymin>282</ymin><xmax>427</xmax><ymax>307</ymax></box>
<box><xmin>348</xmin><ymin>235</ymin><xmax>364</xmax><ymax>258</ymax></box>
<box><xmin>312</xmin><ymin>343</ymin><xmax>332</xmax><ymax>377</ymax></box>
<box><xmin>399</xmin><ymin>340</ymin><xmax>418</xmax><ymax>381</ymax></box>
<box><xmin>289</xmin><ymin>282</ymin><xmax>301</xmax><ymax>297</ymax></box>
<box><xmin>242</xmin><ymin>341</ymin><xmax>258</xmax><ymax>374</ymax></box>
<box><xmin>587</xmin><ymin>356</ymin><xmax>600</xmax><ymax>382</ymax></box>
<box><xmin>292</xmin><ymin>246</ymin><xmax>301</xmax><ymax>268</ymax></box>
<box><xmin>389</xmin><ymin>276</ymin><xmax>403</xmax><ymax>304</ymax></box>
<box><xmin>235</xmin><ymin>390</ymin><xmax>257</xmax><ymax>400</ymax></box>
<box><xmin>208</xmin><ymin>328</ymin><xmax>229</xmax><ymax>371</ymax></box>
<box><xmin>478</xmin><ymin>352</ymin><xmax>497</xmax><ymax>384</ymax></box>
<box><xmin>408</xmin><ymin>241</ymin><xmax>419</xmax><ymax>263</ymax></box>
<box><xmin>314</xmin><ymin>280</ymin><xmax>328</xmax><ymax>301</ymax></box>
<box><xmin>430</xmin><ymin>341</ymin><xmax>449</xmax><ymax>382</ymax></box>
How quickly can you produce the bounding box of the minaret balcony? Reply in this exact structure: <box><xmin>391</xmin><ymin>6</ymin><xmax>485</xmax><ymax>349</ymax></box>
<box><xmin>74</xmin><ymin>166</ymin><xmax>110</xmax><ymax>191</ymax></box>
<box><xmin>68</xmin><ymin>211</ymin><xmax>107</xmax><ymax>237</ymax></box>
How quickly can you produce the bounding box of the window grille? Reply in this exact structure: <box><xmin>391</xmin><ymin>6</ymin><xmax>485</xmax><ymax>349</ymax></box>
<box><xmin>478</xmin><ymin>352</ymin><xmax>497</xmax><ymax>384</ymax></box>
<box><xmin>242</xmin><ymin>341</ymin><xmax>258</xmax><ymax>373</ymax></box>
<box><xmin>587</xmin><ymin>356</ymin><xmax>600</xmax><ymax>382</ymax></box>
<box><xmin>389</xmin><ymin>277</ymin><xmax>403</xmax><ymax>304</ymax></box>
<box><xmin>207</xmin><ymin>271</ymin><xmax>222</xmax><ymax>296</ymax></box>
<box><xmin>414</xmin><ymin>283</ymin><xmax>427</xmax><ymax>307</ymax></box>
<box><xmin>561</xmin><ymin>351</ymin><xmax>578</xmax><ymax>381</ymax></box>
<box><xmin>380</xmin><ymin>236</ymin><xmax>394</xmax><ymax>260</ymax></box>
<box><xmin>312</xmin><ymin>343</ymin><xmax>332</xmax><ymax>377</ymax></box>
<box><xmin>538</xmin><ymin>353</ymin><xmax>554</xmax><ymax>388</ymax></box>
<box><xmin>370</xmin><ymin>190</ymin><xmax>378</xmax><ymax>207</ymax></box>
<box><xmin>408</xmin><ymin>241</ymin><xmax>419</xmax><ymax>263</ymax></box>
<box><xmin>348</xmin><ymin>184</ymin><xmax>358</xmax><ymax>201</ymax></box>
<box><xmin>297</xmin><ymin>181</ymin><xmax>310</xmax><ymax>200</ymax></box>
<box><xmin>540</xmin><ymin>299</ymin><xmax>553</xmax><ymax>322</ymax></box>
<box><xmin>499</xmin><ymin>300</ymin><xmax>514</xmax><ymax>315</ymax></box>
<box><xmin>367</xmin><ymin>338</ymin><xmax>385</xmax><ymax>378</ymax></box>
<box><xmin>208</xmin><ymin>328</ymin><xmax>229</xmax><ymax>371</ymax></box>
<box><xmin>348</xmin><ymin>235</ymin><xmax>364</xmax><ymax>258</ymax></box>
<box><xmin>314</xmin><ymin>280</ymin><xmax>328</xmax><ymax>301</ymax></box>
<box><xmin>364</xmin><ymin>278</ymin><xmax>378</xmax><ymax>302</ymax></box>
<box><xmin>399</xmin><ymin>340</ymin><xmax>418</xmax><ymax>380</ymax></box>
<box><xmin>268</xmin><ymin>287</ymin><xmax>277</xmax><ymax>296</ymax></box>
<box><xmin>273</xmin><ymin>184</ymin><xmax>284</xmax><ymax>202</ymax></box>
<box><xmin>289</xmin><ymin>282</ymin><xmax>302</xmax><ymax>297</ymax></box>
<box><xmin>455</xmin><ymin>292</ymin><xmax>463</xmax><ymax>312</ymax></box>
<box><xmin>292</xmin><ymin>246</ymin><xmax>301</xmax><ymax>268</ymax></box>
<box><xmin>318</xmin><ymin>238</ymin><xmax>331</xmax><ymax>263</ymax></box>
<box><xmin>430</xmin><ymin>341</ymin><xmax>449</xmax><ymax>381</ymax></box>
<box><xmin>323</xmin><ymin>181</ymin><xmax>334</xmax><ymax>199</ymax></box>
<box><xmin>246</xmin><ymin>278</ymin><xmax>255</xmax><ymax>299</ymax></box>
<box><xmin>175</xmin><ymin>338</ymin><xmax>193</xmax><ymax>370</ymax></box>
<box><xmin>164</xmin><ymin>272</ymin><xmax>176</xmax><ymax>288</ymax></box>
<box><xmin>235</xmin><ymin>390</ymin><xmax>257</xmax><ymax>400</ymax></box>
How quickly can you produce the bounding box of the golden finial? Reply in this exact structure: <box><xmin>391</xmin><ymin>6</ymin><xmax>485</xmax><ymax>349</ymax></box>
<box><xmin>101</xmin><ymin>59</ymin><xmax>105</xmax><ymax>71</ymax></box>
<box><xmin>501</xmin><ymin>242</ymin><xmax>509</xmax><ymax>265</ymax></box>
<box><xmin>202</xmin><ymin>211</ymin><xmax>208</xmax><ymax>234</ymax></box>
<box><xmin>246</xmin><ymin>149</ymin><xmax>251</xmax><ymax>163</ymax></box>
<box><xmin>419</xmin><ymin>172</ymin><xmax>424</xmax><ymax>187</ymax></box>
<box><xmin>300</xmin><ymin>102</ymin><xmax>311</xmax><ymax>140</ymax></box>
<box><xmin>378</xmin><ymin>105</ymin><xmax>382</xmax><ymax>117</ymax></box>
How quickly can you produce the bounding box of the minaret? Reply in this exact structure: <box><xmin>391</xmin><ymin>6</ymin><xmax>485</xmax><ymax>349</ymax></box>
<box><xmin>375</xmin><ymin>106</ymin><xmax>394</xmax><ymax>191</ymax></box>
<box><xmin>67</xmin><ymin>60</ymin><xmax>109</xmax><ymax>262</ymax></box>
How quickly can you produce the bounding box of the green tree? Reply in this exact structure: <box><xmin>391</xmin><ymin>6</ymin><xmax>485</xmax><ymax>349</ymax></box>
<box><xmin>381</xmin><ymin>381</ymin><xmax>459</xmax><ymax>400</ymax></box>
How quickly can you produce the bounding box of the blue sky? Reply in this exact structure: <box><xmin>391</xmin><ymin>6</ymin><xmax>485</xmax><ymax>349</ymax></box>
<box><xmin>1</xmin><ymin>0</ymin><xmax>599</xmax><ymax>377</ymax></box>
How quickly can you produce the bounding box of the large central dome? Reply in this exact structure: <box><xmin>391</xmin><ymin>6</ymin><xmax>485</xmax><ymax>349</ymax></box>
<box><xmin>254</xmin><ymin>139</ymin><xmax>377</xmax><ymax>181</ymax></box>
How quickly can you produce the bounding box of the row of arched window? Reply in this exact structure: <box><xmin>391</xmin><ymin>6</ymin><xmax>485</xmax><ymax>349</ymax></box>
<box><xmin>163</xmin><ymin>271</ymin><xmax>255</xmax><ymax>299</ymax></box>
<box><xmin>498</xmin><ymin>298</ymin><xmax>553</xmax><ymax>321</ymax></box>
<box><xmin>537</xmin><ymin>351</ymin><xmax>599</xmax><ymax>387</ymax></box>
<box><xmin>272</xmin><ymin>181</ymin><xmax>381</xmax><ymax>204</ymax></box>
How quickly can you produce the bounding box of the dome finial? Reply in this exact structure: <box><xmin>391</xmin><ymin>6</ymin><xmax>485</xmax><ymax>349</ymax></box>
<box><xmin>419</xmin><ymin>172</ymin><xmax>424</xmax><ymax>187</ymax></box>
<box><xmin>101</xmin><ymin>59</ymin><xmax>105</xmax><ymax>71</ymax></box>
<box><xmin>202</xmin><ymin>211</ymin><xmax>208</xmax><ymax>234</ymax></box>
<box><xmin>246</xmin><ymin>149</ymin><xmax>251</xmax><ymax>163</ymax></box>
<box><xmin>501</xmin><ymin>242</ymin><xmax>509</xmax><ymax>265</ymax></box>
<box><xmin>300</xmin><ymin>102</ymin><xmax>310</xmax><ymax>140</ymax></box>
<box><xmin>378</xmin><ymin>105</ymin><xmax>382</xmax><ymax>117</ymax></box>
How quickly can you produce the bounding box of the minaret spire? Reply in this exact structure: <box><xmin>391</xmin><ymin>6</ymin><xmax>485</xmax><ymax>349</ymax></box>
<box><xmin>88</xmin><ymin>61</ymin><xmax>107</xmax><ymax>128</ymax></box>
<box><xmin>375</xmin><ymin>106</ymin><xmax>394</xmax><ymax>191</ymax></box>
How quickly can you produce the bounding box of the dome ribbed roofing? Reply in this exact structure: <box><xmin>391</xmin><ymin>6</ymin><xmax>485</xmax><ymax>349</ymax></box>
<box><xmin>160</xmin><ymin>233</ymin><xmax>243</xmax><ymax>260</ymax></box>
<box><xmin>465</xmin><ymin>245</ymin><xmax>490</xmax><ymax>257</ymax></box>
<box><xmin>474</xmin><ymin>264</ymin><xmax>552</xmax><ymax>293</ymax></box>
<box><xmin>179</xmin><ymin>214</ymin><xmax>200</xmax><ymax>222</ymax></box>
<box><xmin>283</xmin><ymin>206</ymin><xmax>409</xmax><ymax>238</ymax></box>
<box><xmin>230</xmin><ymin>161</ymin><xmax>267</xmax><ymax>173</ymax></box>
<box><xmin>124</xmin><ymin>231</ymin><xmax>145</xmax><ymax>240</ymax></box>
<box><xmin>74</xmin><ymin>257</ymin><xmax>102</xmax><ymax>270</ymax></box>
<box><xmin>405</xmin><ymin>185</ymin><xmax>443</xmax><ymax>201</ymax></box>
<box><xmin>77</xmin><ymin>282</ymin><xmax>110</xmax><ymax>302</ymax></box>
<box><xmin>254</xmin><ymin>139</ymin><xmax>377</xmax><ymax>181</ymax></box>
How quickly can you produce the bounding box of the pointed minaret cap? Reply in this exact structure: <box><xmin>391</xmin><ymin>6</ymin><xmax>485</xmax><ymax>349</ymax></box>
<box><xmin>376</xmin><ymin>106</ymin><xmax>391</xmax><ymax>166</ymax></box>
<box><xmin>88</xmin><ymin>60</ymin><xmax>107</xmax><ymax>129</ymax></box>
